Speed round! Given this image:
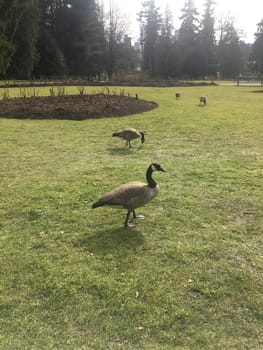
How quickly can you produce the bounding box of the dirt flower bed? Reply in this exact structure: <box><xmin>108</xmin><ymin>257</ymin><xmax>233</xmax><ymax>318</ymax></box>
<box><xmin>0</xmin><ymin>94</ymin><xmax>158</xmax><ymax>120</ymax></box>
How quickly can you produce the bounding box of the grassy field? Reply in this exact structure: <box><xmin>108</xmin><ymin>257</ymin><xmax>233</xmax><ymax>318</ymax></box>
<box><xmin>0</xmin><ymin>85</ymin><xmax>262</xmax><ymax>349</ymax></box>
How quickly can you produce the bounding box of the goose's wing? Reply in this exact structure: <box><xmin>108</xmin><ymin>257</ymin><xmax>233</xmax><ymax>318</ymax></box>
<box><xmin>95</xmin><ymin>181</ymin><xmax>159</xmax><ymax>210</ymax></box>
<box><xmin>121</xmin><ymin>129</ymin><xmax>140</xmax><ymax>140</ymax></box>
<box><xmin>94</xmin><ymin>181</ymin><xmax>148</xmax><ymax>208</ymax></box>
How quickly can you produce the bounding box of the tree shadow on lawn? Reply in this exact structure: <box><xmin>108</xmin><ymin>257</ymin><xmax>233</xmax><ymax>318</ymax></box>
<box><xmin>74</xmin><ymin>226</ymin><xmax>145</xmax><ymax>257</ymax></box>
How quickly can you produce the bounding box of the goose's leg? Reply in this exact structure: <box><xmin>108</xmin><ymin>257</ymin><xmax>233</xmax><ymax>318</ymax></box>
<box><xmin>125</xmin><ymin>210</ymin><xmax>135</xmax><ymax>227</ymax></box>
<box><xmin>133</xmin><ymin>209</ymin><xmax>145</xmax><ymax>220</ymax></box>
<box><xmin>128</xmin><ymin>140</ymin><xmax>132</xmax><ymax>148</ymax></box>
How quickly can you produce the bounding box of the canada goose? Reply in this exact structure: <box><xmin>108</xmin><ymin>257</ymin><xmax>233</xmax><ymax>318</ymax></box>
<box><xmin>112</xmin><ymin>128</ymin><xmax>145</xmax><ymax>148</ymax></box>
<box><xmin>200</xmin><ymin>96</ymin><xmax>207</xmax><ymax>106</ymax></box>
<box><xmin>92</xmin><ymin>163</ymin><xmax>165</xmax><ymax>227</ymax></box>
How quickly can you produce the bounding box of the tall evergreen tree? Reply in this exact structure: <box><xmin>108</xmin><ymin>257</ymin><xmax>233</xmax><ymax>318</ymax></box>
<box><xmin>157</xmin><ymin>5</ymin><xmax>179</xmax><ymax>78</ymax></box>
<box><xmin>217</xmin><ymin>16</ymin><xmax>243</xmax><ymax>77</ymax></box>
<box><xmin>34</xmin><ymin>26</ymin><xmax>66</xmax><ymax>77</ymax></box>
<box><xmin>178</xmin><ymin>0</ymin><xmax>200</xmax><ymax>77</ymax></box>
<box><xmin>0</xmin><ymin>0</ymin><xmax>38</xmax><ymax>76</ymax></box>
<box><xmin>64</xmin><ymin>0</ymin><xmax>104</xmax><ymax>77</ymax></box>
<box><xmin>35</xmin><ymin>0</ymin><xmax>67</xmax><ymax>77</ymax></box>
<box><xmin>0</xmin><ymin>1</ymin><xmax>15</xmax><ymax>75</ymax></box>
<box><xmin>7</xmin><ymin>1</ymin><xmax>39</xmax><ymax>79</ymax></box>
<box><xmin>138</xmin><ymin>1</ymin><xmax>161</xmax><ymax>76</ymax></box>
<box><xmin>252</xmin><ymin>19</ymin><xmax>263</xmax><ymax>73</ymax></box>
<box><xmin>199</xmin><ymin>0</ymin><xmax>216</xmax><ymax>77</ymax></box>
<box><xmin>112</xmin><ymin>35</ymin><xmax>141</xmax><ymax>78</ymax></box>
<box><xmin>35</xmin><ymin>0</ymin><xmax>104</xmax><ymax>78</ymax></box>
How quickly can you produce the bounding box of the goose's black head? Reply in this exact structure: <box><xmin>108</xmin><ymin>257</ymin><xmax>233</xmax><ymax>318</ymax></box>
<box><xmin>151</xmin><ymin>163</ymin><xmax>166</xmax><ymax>173</ymax></box>
<box><xmin>146</xmin><ymin>163</ymin><xmax>166</xmax><ymax>188</ymax></box>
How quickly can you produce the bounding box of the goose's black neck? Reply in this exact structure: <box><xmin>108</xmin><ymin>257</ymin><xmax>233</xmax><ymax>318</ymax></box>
<box><xmin>146</xmin><ymin>165</ymin><xmax>157</xmax><ymax>188</ymax></box>
<box><xmin>139</xmin><ymin>132</ymin><xmax>145</xmax><ymax>144</ymax></box>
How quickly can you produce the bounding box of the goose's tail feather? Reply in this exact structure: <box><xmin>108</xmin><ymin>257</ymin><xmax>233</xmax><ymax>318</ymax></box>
<box><xmin>92</xmin><ymin>201</ymin><xmax>102</xmax><ymax>209</ymax></box>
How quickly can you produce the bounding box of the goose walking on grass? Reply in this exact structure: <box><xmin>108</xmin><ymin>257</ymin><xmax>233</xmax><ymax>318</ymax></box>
<box><xmin>92</xmin><ymin>163</ymin><xmax>165</xmax><ymax>227</ymax></box>
<box><xmin>112</xmin><ymin>128</ymin><xmax>145</xmax><ymax>148</ymax></box>
<box><xmin>200</xmin><ymin>96</ymin><xmax>207</xmax><ymax>106</ymax></box>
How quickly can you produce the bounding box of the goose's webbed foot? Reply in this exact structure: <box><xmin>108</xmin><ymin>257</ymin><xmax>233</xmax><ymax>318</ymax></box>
<box><xmin>125</xmin><ymin>222</ymin><xmax>136</xmax><ymax>227</ymax></box>
<box><xmin>133</xmin><ymin>210</ymin><xmax>145</xmax><ymax>220</ymax></box>
<box><xmin>124</xmin><ymin>210</ymin><xmax>145</xmax><ymax>227</ymax></box>
<box><xmin>124</xmin><ymin>210</ymin><xmax>135</xmax><ymax>227</ymax></box>
<box><xmin>135</xmin><ymin>215</ymin><xmax>145</xmax><ymax>220</ymax></box>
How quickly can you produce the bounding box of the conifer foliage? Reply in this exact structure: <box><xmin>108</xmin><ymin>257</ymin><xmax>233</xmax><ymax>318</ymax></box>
<box><xmin>0</xmin><ymin>0</ymin><xmax>261</xmax><ymax>79</ymax></box>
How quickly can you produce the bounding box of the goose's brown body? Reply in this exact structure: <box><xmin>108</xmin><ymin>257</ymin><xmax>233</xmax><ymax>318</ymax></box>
<box><xmin>112</xmin><ymin>128</ymin><xmax>145</xmax><ymax>148</ymax></box>
<box><xmin>93</xmin><ymin>181</ymin><xmax>159</xmax><ymax>210</ymax></box>
<box><xmin>92</xmin><ymin>163</ymin><xmax>165</xmax><ymax>227</ymax></box>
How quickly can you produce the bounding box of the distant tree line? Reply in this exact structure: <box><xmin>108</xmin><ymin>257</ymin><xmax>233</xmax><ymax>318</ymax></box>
<box><xmin>139</xmin><ymin>0</ymin><xmax>263</xmax><ymax>79</ymax></box>
<box><xmin>0</xmin><ymin>0</ymin><xmax>263</xmax><ymax>80</ymax></box>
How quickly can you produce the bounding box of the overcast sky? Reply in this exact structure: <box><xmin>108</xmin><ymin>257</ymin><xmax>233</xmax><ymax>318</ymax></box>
<box><xmin>110</xmin><ymin>0</ymin><xmax>263</xmax><ymax>43</ymax></box>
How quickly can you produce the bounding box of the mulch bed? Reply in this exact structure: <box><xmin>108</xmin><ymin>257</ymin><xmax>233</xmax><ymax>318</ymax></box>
<box><xmin>0</xmin><ymin>94</ymin><xmax>158</xmax><ymax>120</ymax></box>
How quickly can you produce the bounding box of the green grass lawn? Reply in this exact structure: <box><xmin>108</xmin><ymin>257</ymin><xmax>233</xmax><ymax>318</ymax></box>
<box><xmin>0</xmin><ymin>85</ymin><xmax>262</xmax><ymax>349</ymax></box>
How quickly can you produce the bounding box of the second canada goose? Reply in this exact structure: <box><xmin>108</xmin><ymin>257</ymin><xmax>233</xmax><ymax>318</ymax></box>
<box><xmin>92</xmin><ymin>163</ymin><xmax>165</xmax><ymax>227</ymax></box>
<box><xmin>112</xmin><ymin>128</ymin><xmax>145</xmax><ymax>148</ymax></box>
<box><xmin>200</xmin><ymin>96</ymin><xmax>207</xmax><ymax>106</ymax></box>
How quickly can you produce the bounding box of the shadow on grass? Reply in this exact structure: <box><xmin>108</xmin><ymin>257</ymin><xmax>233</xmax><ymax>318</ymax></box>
<box><xmin>107</xmin><ymin>146</ymin><xmax>143</xmax><ymax>156</ymax></box>
<box><xmin>73</xmin><ymin>226</ymin><xmax>145</xmax><ymax>256</ymax></box>
<box><xmin>107</xmin><ymin>147</ymin><xmax>133</xmax><ymax>155</ymax></box>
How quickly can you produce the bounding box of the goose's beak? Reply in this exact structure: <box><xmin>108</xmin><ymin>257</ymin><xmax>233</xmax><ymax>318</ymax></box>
<box><xmin>159</xmin><ymin>167</ymin><xmax>166</xmax><ymax>172</ymax></box>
